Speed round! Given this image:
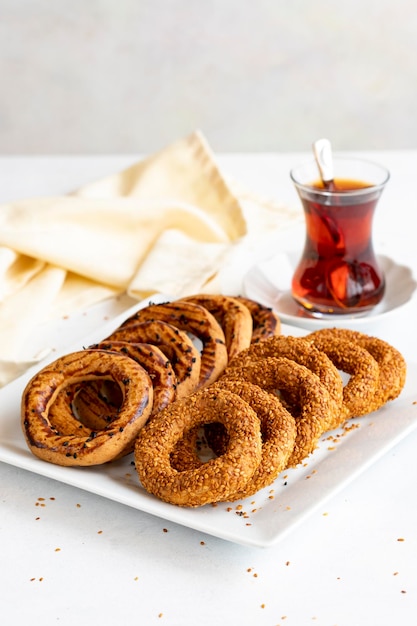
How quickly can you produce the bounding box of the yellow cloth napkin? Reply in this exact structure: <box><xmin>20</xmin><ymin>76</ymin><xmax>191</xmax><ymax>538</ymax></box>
<box><xmin>0</xmin><ymin>130</ymin><xmax>301</xmax><ymax>386</ymax></box>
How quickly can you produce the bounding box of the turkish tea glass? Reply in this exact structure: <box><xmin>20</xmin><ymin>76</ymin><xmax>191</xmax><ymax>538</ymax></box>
<box><xmin>290</xmin><ymin>157</ymin><xmax>390</xmax><ymax>316</ymax></box>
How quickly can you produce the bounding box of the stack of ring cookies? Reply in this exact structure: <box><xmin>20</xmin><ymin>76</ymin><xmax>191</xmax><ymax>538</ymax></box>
<box><xmin>20</xmin><ymin>294</ymin><xmax>406</xmax><ymax>508</ymax></box>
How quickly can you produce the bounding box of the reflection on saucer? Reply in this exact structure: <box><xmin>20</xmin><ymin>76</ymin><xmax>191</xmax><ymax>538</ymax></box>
<box><xmin>243</xmin><ymin>254</ymin><xmax>417</xmax><ymax>331</ymax></box>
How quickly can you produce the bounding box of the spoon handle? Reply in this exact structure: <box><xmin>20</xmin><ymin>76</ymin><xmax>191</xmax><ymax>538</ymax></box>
<box><xmin>313</xmin><ymin>138</ymin><xmax>334</xmax><ymax>184</ymax></box>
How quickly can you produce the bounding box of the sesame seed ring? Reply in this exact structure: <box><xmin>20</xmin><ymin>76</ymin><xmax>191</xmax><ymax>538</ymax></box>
<box><xmin>21</xmin><ymin>350</ymin><xmax>153</xmax><ymax>467</ymax></box>
<box><xmin>234</xmin><ymin>296</ymin><xmax>281</xmax><ymax>343</ymax></box>
<box><xmin>174</xmin><ymin>380</ymin><xmax>297</xmax><ymax>500</ymax></box>
<box><xmin>134</xmin><ymin>388</ymin><xmax>262</xmax><ymax>507</ymax></box>
<box><xmin>227</xmin><ymin>335</ymin><xmax>344</xmax><ymax>430</ymax></box>
<box><xmin>169</xmin><ymin>380</ymin><xmax>297</xmax><ymax>484</ymax></box>
<box><xmin>118</xmin><ymin>301</ymin><xmax>228</xmax><ymax>389</ymax></box>
<box><xmin>305</xmin><ymin>332</ymin><xmax>380</xmax><ymax>420</ymax></box>
<box><xmin>179</xmin><ymin>294</ymin><xmax>253</xmax><ymax>360</ymax></box>
<box><xmin>307</xmin><ymin>328</ymin><xmax>406</xmax><ymax>412</ymax></box>
<box><xmin>104</xmin><ymin>320</ymin><xmax>201</xmax><ymax>398</ymax></box>
<box><xmin>219</xmin><ymin>356</ymin><xmax>336</xmax><ymax>467</ymax></box>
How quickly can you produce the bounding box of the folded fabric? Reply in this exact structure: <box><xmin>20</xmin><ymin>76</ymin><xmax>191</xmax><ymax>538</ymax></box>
<box><xmin>0</xmin><ymin>130</ymin><xmax>302</xmax><ymax>386</ymax></box>
<box><xmin>0</xmin><ymin>196</ymin><xmax>243</xmax><ymax>289</ymax></box>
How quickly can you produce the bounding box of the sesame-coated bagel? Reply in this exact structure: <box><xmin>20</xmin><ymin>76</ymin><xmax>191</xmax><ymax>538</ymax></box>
<box><xmin>307</xmin><ymin>328</ymin><xmax>406</xmax><ymax>413</ymax></box>
<box><xmin>171</xmin><ymin>380</ymin><xmax>296</xmax><ymax>500</ymax></box>
<box><xmin>219</xmin><ymin>356</ymin><xmax>337</xmax><ymax>467</ymax></box>
<box><xmin>135</xmin><ymin>388</ymin><xmax>262</xmax><ymax>507</ymax></box>
<box><xmin>227</xmin><ymin>335</ymin><xmax>344</xmax><ymax>430</ymax></box>
<box><xmin>210</xmin><ymin>379</ymin><xmax>296</xmax><ymax>498</ymax></box>
<box><xmin>304</xmin><ymin>333</ymin><xmax>380</xmax><ymax>420</ymax></box>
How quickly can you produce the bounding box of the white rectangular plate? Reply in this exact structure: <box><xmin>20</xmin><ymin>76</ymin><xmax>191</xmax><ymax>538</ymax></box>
<box><xmin>1</xmin><ymin>298</ymin><xmax>417</xmax><ymax>548</ymax></box>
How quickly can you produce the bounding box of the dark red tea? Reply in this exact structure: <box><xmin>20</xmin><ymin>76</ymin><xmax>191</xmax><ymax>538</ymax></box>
<box><xmin>291</xmin><ymin>177</ymin><xmax>385</xmax><ymax>314</ymax></box>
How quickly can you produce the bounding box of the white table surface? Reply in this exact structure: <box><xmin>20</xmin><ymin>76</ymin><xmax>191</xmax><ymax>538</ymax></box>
<box><xmin>1</xmin><ymin>152</ymin><xmax>417</xmax><ymax>625</ymax></box>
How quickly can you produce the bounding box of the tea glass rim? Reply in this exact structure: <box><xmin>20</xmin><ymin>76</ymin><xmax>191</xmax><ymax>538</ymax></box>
<box><xmin>290</xmin><ymin>155</ymin><xmax>390</xmax><ymax>199</ymax></box>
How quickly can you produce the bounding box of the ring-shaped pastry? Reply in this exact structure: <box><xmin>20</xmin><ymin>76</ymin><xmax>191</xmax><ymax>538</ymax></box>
<box><xmin>227</xmin><ymin>335</ymin><xmax>344</xmax><ymax>430</ymax></box>
<box><xmin>219</xmin><ymin>356</ymin><xmax>336</xmax><ymax>467</ymax></box>
<box><xmin>49</xmin><ymin>341</ymin><xmax>176</xmax><ymax>437</ymax></box>
<box><xmin>32</xmin><ymin>371</ymin><xmax>123</xmax><ymax>438</ymax></box>
<box><xmin>307</xmin><ymin>328</ymin><xmax>406</xmax><ymax>412</ymax></box>
<box><xmin>305</xmin><ymin>333</ymin><xmax>380</xmax><ymax>420</ymax></box>
<box><xmin>105</xmin><ymin>320</ymin><xmax>200</xmax><ymax>398</ymax></box>
<box><xmin>120</xmin><ymin>301</ymin><xmax>228</xmax><ymax>389</ymax></box>
<box><xmin>21</xmin><ymin>350</ymin><xmax>153</xmax><ymax>466</ymax></box>
<box><xmin>171</xmin><ymin>380</ymin><xmax>296</xmax><ymax>500</ymax></box>
<box><xmin>179</xmin><ymin>294</ymin><xmax>253</xmax><ymax>360</ymax></box>
<box><xmin>87</xmin><ymin>341</ymin><xmax>176</xmax><ymax>416</ymax></box>
<box><xmin>134</xmin><ymin>388</ymin><xmax>262</xmax><ymax>507</ymax></box>
<box><xmin>234</xmin><ymin>296</ymin><xmax>281</xmax><ymax>342</ymax></box>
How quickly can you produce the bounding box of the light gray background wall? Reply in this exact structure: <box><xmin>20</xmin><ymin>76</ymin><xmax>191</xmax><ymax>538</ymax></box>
<box><xmin>1</xmin><ymin>0</ymin><xmax>416</xmax><ymax>154</ymax></box>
